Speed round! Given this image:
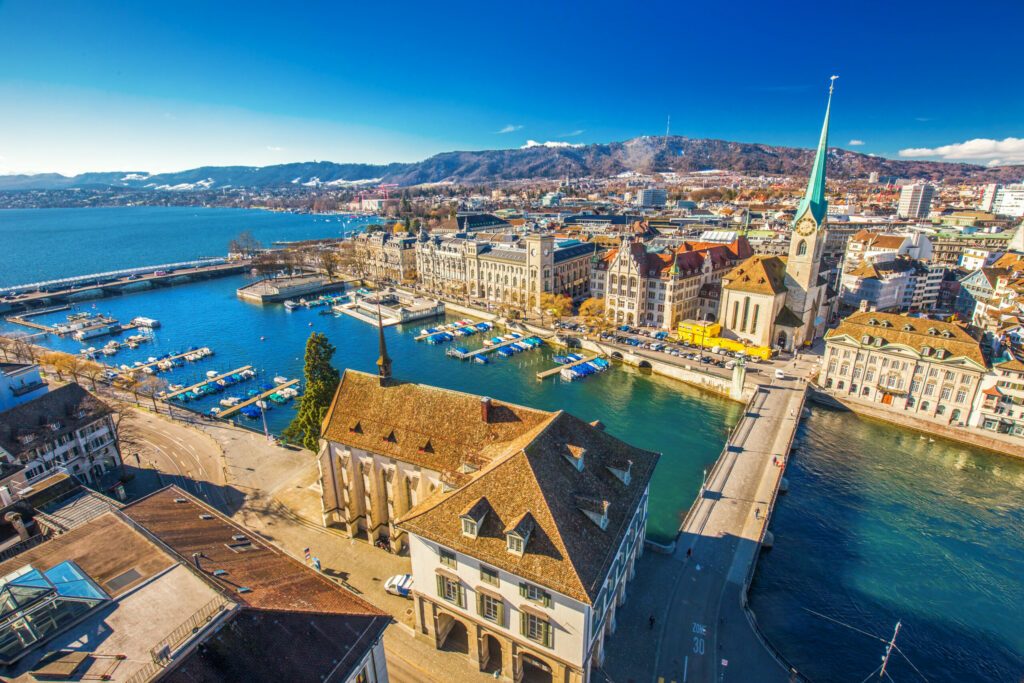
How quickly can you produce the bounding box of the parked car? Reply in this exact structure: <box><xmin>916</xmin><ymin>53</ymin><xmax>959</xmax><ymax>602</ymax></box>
<box><xmin>774</xmin><ymin>369</ymin><xmax>786</xmax><ymax>380</ymax></box>
<box><xmin>384</xmin><ymin>573</ymin><xmax>414</xmax><ymax>597</ymax></box>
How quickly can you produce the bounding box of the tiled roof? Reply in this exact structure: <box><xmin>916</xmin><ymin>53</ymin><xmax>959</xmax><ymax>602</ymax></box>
<box><xmin>996</xmin><ymin>358</ymin><xmax>1024</xmax><ymax>373</ymax></box>
<box><xmin>849</xmin><ymin>231</ymin><xmax>907</xmax><ymax>249</ymax></box>
<box><xmin>0</xmin><ymin>383</ymin><xmax>110</xmax><ymax>458</ymax></box>
<box><xmin>162</xmin><ymin>611</ymin><xmax>387</xmax><ymax>683</ymax></box>
<box><xmin>122</xmin><ymin>487</ymin><xmax>389</xmax><ymax>618</ymax></box>
<box><xmin>722</xmin><ymin>255</ymin><xmax>788</xmax><ymax>295</ymax></box>
<box><xmin>321</xmin><ymin>370</ymin><xmax>553</xmax><ymax>480</ymax></box>
<box><xmin>398</xmin><ymin>411</ymin><xmax>659</xmax><ymax>604</ymax></box>
<box><xmin>825</xmin><ymin>311</ymin><xmax>986</xmax><ymax>366</ymax></box>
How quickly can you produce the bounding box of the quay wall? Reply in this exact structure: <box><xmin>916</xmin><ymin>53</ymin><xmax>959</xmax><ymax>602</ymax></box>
<box><xmin>808</xmin><ymin>386</ymin><xmax>1024</xmax><ymax>459</ymax></box>
<box><xmin>437</xmin><ymin>295</ymin><xmax>754</xmax><ymax>403</ymax></box>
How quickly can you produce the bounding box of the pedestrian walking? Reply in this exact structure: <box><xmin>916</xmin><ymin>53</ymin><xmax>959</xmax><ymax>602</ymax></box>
<box><xmin>755</xmin><ymin>507</ymin><xmax>761</xmax><ymax>520</ymax></box>
<box><xmin>686</xmin><ymin>547</ymin><xmax>692</xmax><ymax>558</ymax></box>
<box><xmin>649</xmin><ymin>615</ymin><xmax>656</xmax><ymax>629</ymax></box>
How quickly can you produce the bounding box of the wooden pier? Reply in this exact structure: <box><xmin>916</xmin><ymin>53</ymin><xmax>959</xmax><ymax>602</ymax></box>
<box><xmin>451</xmin><ymin>337</ymin><xmax>533</xmax><ymax>360</ymax></box>
<box><xmin>163</xmin><ymin>366</ymin><xmax>253</xmax><ymax>400</ymax></box>
<box><xmin>115</xmin><ymin>348</ymin><xmax>213</xmax><ymax>377</ymax></box>
<box><xmin>218</xmin><ymin>379</ymin><xmax>299</xmax><ymax>419</ymax></box>
<box><xmin>536</xmin><ymin>354</ymin><xmax>604</xmax><ymax>380</ymax></box>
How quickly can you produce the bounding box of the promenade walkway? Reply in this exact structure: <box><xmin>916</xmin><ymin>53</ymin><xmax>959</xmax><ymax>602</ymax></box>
<box><xmin>600</xmin><ymin>373</ymin><xmax>807</xmax><ymax>683</ymax></box>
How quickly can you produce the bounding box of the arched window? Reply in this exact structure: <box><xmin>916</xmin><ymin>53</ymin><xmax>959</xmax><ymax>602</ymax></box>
<box><xmin>796</xmin><ymin>239</ymin><xmax>808</xmax><ymax>256</ymax></box>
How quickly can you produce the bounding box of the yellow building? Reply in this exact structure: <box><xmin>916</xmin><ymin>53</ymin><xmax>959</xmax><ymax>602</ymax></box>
<box><xmin>676</xmin><ymin>319</ymin><xmax>773</xmax><ymax>360</ymax></box>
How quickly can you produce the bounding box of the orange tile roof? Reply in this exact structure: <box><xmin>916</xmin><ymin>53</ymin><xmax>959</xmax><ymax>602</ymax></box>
<box><xmin>722</xmin><ymin>255</ymin><xmax>788</xmax><ymax>295</ymax></box>
<box><xmin>825</xmin><ymin>312</ymin><xmax>986</xmax><ymax>366</ymax></box>
<box><xmin>322</xmin><ymin>370</ymin><xmax>554</xmax><ymax>481</ymax></box>
<box><xmin>398</xmin><ymin>411</ymin><xmax>659</xmax><ymax>603</ymax></box>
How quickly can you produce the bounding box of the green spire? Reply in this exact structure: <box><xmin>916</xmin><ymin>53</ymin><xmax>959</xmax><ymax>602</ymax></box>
<box><xmin>795</xmin><ymin>76</ymin><xmax>836</xmax><ymax>226</ymax></box>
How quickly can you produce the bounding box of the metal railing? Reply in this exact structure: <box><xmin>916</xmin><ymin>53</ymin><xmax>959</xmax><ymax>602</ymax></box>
<box><xmin>150</xmin><ymin>597</ymin><xmax>229</xmax><ymax>665</ymax></box>
<box><xmin>0</xmin><ymin>534</ymin><xmax>46</xmax><ymax>563</ymax></box>
<box><xmin>2</xmin><ymin>258</ymin><xmax>233</xmax><ymax>295</ymax></box>
<box><xmin>123</xmin><ymin>660</ymin><xmax>163</xmax><ymax>683</ymax></box>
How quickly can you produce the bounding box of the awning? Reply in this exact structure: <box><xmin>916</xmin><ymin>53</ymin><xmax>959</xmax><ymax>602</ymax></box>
<box><xmin>435</xmin><ymin>567</ymin><xmax>460</xmax><ymax>581</ymax></box>
<box><xmin>519</xmin><ymin>603</ymin><xmax>549</xmax><ymax>619</ymax></box>
<box><xmin>475</xmin><ymin>585</ymin><xmax>503</xmax><ymax>601</ymax></box>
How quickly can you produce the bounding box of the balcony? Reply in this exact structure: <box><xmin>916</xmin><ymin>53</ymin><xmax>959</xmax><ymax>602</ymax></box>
<box><xmin>10</xmin><ymin>380</ymin><xmax>47</xmax><ymax>397</ymax></box>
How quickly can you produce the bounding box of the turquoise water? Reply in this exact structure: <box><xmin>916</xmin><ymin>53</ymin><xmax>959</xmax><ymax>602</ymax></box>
<box><xmin>3</xmin><ymin>208</ymin><xmax>1021</xmax><ymax>681</ymax></box>
<box><xmin>0</xmin><ymin>273</ymin><xmax>740</xmax><ymax>542</ymax></box>
<box><xmin>0</xmin><ymin>207</ymin><xmax>370</xmax><ymax>286</ymax></box>
<box><xmin>751</xmin><ymin>408</ymin><xmax>1024</xmax><ymax>682</ymax></box>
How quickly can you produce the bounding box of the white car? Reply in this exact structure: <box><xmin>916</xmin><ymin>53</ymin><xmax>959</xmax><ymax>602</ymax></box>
<box><xmin>384</xmin><ymin>573</ymin><xmax>414</xmax><ymax>597</ymax></box>
<box><xmin>774</xmin><ymin>369</ymin><xmax>786</xmax><ymax>380</ymax></box>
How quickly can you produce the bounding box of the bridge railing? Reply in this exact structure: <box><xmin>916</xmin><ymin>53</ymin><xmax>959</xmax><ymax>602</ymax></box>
<box><xmin>739</xmin><ymin>384</ymin><xmax>809</xmax><ymax>681</ymax></box>
<box><xmin>1</xmin><ymin>257</ymin><xmax>232</xmax><ymax>295</ymax></box>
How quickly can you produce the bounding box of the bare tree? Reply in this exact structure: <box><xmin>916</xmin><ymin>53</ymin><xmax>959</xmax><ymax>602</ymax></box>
<box><xmin>228</xmin><ymin>230</ymin><xmax>263</xmax><ymax>258</ymax></box>
<box><xmin>135</xmin><ymin>375</ymin><xmax>168</xmax><ymax>412</ymax></box>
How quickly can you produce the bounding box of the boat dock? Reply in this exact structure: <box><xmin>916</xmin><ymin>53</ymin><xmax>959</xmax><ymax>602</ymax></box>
<box><xmin>115</xmin><ymin>348</ymin><xmax>212</xmax><ymax>377</ymax></box>
<box><xmin>536</xmin><ymin>354</ymin><xmax>604</xmax><ymax>380</ymax></box>
<box><xmin>218</xmin><ymin>379</ymin><xmax>299</xmax><ymax>418</ymax></box>
<box><xmin>450</xmin><ymin>336</ymin><xmax>532</xmax><ymax>360</ymax></box>
<box><xmin>163</xmin><ymin>366</ymin><xmax>253</xmax><ymax>400</ymax></box>
<box><xmin>333</xmin><ymin>303</ymin><xmax>402</xmax><ymax>327</ymax></box>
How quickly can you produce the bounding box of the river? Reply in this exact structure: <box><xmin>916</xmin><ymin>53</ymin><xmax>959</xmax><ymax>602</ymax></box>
<box><xmin>1</xmin><ymin>207</ymin><xmax>1020</xmax><ymax>682</ymax></box>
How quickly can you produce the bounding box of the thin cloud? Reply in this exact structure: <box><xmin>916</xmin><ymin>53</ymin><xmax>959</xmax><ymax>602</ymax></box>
<box><xmin>899</xmin><ymin>137</ymin><xmax>1024</xmax><ymax>166</ymax></box>
<box><xmin>266</xmin><ymin>145</ymin><xmax>284</xmax><ymax>152</ymax></box>
<box><xmin>848</xmin><ymin>139</ymin><xmax>865</xmax><ymax>146</ymax></box>
<box><xmin>563</xmin><ymin>129</ymin><xmax>585</xmax><ymax>137</ymax></box>
<box><xmin>497</xmin><ymin>124</ymin><xmax>523</xmax><ymax>134</ymax></box>
<box><xmin>914</xmin><ymin>117</ymin><xmax>931</xmax><ymax>122</ymax></box>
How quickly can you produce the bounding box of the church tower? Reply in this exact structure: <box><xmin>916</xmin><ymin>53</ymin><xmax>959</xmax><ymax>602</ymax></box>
<box><xmin>788</xmin><ymin>77</ymin><xmax>834</xmax><ymax>288</ymax></box>
<box><xmin>785</xmin><ymin>77</ymin><xmax>836</xmax><ymax>344</ymax></box>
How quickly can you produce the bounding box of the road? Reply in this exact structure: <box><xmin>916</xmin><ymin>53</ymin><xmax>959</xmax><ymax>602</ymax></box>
<box><xmin>121</xmin><ymin>407</ymin><xmax>230</xmax><ymax>510</ymax></box>
<box><xmin>651</xmin><ymin>374</ymin><xmax>806</xmax><ymax>683</ymax></box>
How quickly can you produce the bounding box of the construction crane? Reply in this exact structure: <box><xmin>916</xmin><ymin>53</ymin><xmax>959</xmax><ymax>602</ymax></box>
<box><xmin>378</xmin><ymin>183</ymin><xmax>399</xmax><ymax>199</ymax></box>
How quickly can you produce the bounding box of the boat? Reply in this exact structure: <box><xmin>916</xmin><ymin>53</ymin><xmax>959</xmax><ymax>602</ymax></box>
<box><xmin>206</xmin><ymin>370</ymin><xmax>219</xmax><ymax>378</ymax></box>
<box><xmin>284</xmin><ymin>300</ymin><xmax>300</xmax><ymax>311</ymax></box>
<box><xmin>473</xmin><ymin>356</ymin><xmax>488</xmax><ymax>365</ymax></box>
<box><xmin>446</xmin><ymin>347</ymin><xmax>469</xmax><ymax>358</ymax></box>
<box><xmin>273</xmin><ymin>376</ymin><xmax>288</xmax><ymax>384</ymax></box>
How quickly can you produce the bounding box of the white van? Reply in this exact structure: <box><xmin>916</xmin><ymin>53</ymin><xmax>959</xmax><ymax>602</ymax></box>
<box><xmin>774</xmin><ymin>369</ymin><xmax>786</xmax><ymax>380</ymax></box>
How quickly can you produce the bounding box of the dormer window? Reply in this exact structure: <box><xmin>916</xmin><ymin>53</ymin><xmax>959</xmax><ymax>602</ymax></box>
<box><xmin>507</xmin><ymin>534</ymin><xmax>524</xmax><ymax>555</ymax></box>
<box><xmin>564</xmin><ymin>445</ymin><xmax>586</xmax><ymax>471</ymax></box>
<box><xmin>903</xmin><ymin>324</ymin><xmax>914</xmax><ymax>331</ymax></box>
<box><xmin>349</xmin><ymin>421</ymin><xmax>362</xmax><ymax>434</ymax></box>
<box><xmin>504</xmin><ymin>512</ymin><xmax>534</xmax><ymax>556</ymax></box>
<box><xmin>606</xmin><ymin>460</ymin><xmax>632</xmax><ymax>485</ymax></box>
<box><xmin>460</xmin><ymin>497</ymin><xmax>490</xmax><ymax>539</ymax></box>
<box><xmin>48</xmin><ymin>421</ymin><xmax>62</xmax><ymax>432</ymax></box>
<box><xmin>575</xmin><ymin>495</ymin><xmax>610</xmax><ymax>530</ymax></box>
<box><xmin>927</xmin><ymin>327</ymin><xmax>938</xmax><ymax>336</ymax></box>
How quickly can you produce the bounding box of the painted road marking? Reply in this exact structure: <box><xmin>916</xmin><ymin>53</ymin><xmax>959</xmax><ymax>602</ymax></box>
<box><xmin>683</xmin><ymin>655</ymin><xmax>689</xmax><ymax>682</ymax></box>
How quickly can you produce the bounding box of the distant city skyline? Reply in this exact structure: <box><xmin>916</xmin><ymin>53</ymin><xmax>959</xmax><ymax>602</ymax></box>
<box><xmin>1</xmin><ymin>0</ymin><xmax>1022</xmax><ymax>175</ymax></box>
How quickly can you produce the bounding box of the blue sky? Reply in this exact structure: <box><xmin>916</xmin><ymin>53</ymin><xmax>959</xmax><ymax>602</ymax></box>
<box><xmin>1</xmin><ymin>0</ymin><xmax>1022</xmax><ymax>175</ymax></box>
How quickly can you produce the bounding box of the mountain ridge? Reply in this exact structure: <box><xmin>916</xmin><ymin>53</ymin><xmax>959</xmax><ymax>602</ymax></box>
<box><xmin>2</xmin><ymin>136</ymin><xmax>1021</xmax><ymax>191</ymax></box>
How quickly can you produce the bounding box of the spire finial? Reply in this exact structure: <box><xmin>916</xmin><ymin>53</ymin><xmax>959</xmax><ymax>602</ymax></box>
<box><xmin>793</xmin><ymin>77</ymin><xmax>836</xmax><ymax>228</ymax></box>
<box><xmin>376</xmin><ymin>301</ymin><xmax>392</xmax><ymax>383</ymax></box>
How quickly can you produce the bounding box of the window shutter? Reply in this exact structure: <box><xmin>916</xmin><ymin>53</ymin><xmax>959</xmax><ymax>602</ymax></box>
<box><xmin>458</xmin><ymin>584</ymin><xmax>466</xmax><ymax>609</ymax></box>
<box><xmin>476</xmin><ymin>592</ymin><xmax>483</xmax><ymax>617</ymax></box>
<box><xmin>496</xmin><ymin>600</ymin><xmax>505</xmax><ymax>627</ymax></box>
<box><xmin>519</xmin><ymin>582</ymin><xmax>528</xmax><ymax>598</ymax></box>
<box><xmin>519</xmin><ymin>611</ymin><xmax>527</xmax><ymax>637</ymax></box>
<box><xmin>543</xmin><ymin>621</ymin><xmax>552</xmax><ymax>648</ymax></box>
<box><xmin>436</xmin><ymin>575</ymin><xmax>444</xmax><ymax>598</ymax></box>
<box><xmin>543</xmin><ymin>591</ymin><xmax>552</xmax><ymax>608</ymax></box>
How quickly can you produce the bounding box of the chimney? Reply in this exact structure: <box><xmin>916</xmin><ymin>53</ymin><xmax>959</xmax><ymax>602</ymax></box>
<box><xmin>481</xmin><ymin>397</ymin><xmax>492</xmax><ymax>423</ymax></box>
<box><xmin>4</xmin><ymin>512</ymin><xmax>30</xmax><ymax>541</ymax></box>
<box><xmin>859</xmin><ymin>299</ymin><xmax>869</xmax><ymax>312</ymax></box>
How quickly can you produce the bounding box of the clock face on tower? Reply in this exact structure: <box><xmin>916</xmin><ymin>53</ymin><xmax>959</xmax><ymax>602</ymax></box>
<box><xmin>796</xmin><ymin>217</ymin><xmax>816</xmax><ymax>237</ymax></box>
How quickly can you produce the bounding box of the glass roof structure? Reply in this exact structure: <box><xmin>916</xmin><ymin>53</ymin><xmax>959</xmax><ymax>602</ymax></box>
<box><xmin>0</xmin><ymin>561</ymin><xmax>109</xmax><ymax>664</ymax></box>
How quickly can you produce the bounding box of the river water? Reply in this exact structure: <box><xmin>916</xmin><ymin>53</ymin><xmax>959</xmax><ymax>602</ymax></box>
<box><xmin>1</xmin><ymin>208</ymin><xmax>1021</xmax><ymax>681</ymax></box>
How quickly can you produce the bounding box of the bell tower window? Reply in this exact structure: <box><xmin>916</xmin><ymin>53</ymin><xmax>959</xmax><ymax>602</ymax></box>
<box><xmin>796</xmin><ymin>239</ymin><xmax>808</xmax><ymax>256</ymax></box>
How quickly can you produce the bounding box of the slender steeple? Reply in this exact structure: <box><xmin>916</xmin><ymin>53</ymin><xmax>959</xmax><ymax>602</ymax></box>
<box><xmin>376</xmin><ymin>302</ymin><xmax>392</xmax><ymax>383</ymax></box>
<box><xmin>795</xmin><ymin>76</ymin><xmax>837</xmax><ymax>226</ymax></box>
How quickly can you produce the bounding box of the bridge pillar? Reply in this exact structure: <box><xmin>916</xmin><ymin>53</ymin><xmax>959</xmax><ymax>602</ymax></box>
<box><xmin>730</xmin><ymin>359</ymin><xmax>747</xmax><ymax>401</ymax></box>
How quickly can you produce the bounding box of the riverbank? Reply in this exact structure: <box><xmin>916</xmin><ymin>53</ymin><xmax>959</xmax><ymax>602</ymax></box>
<box><xmin>808</xmin><ymin>385</ymin><xmax>1024</xmax><ymax>459</ymax></box>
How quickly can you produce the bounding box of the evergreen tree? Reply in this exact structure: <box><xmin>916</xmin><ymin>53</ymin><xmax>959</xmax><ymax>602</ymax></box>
<box><xmin>283</xmin><ymin>332</ymin><xmax>340</xmax><ymax>451</ymax></box>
